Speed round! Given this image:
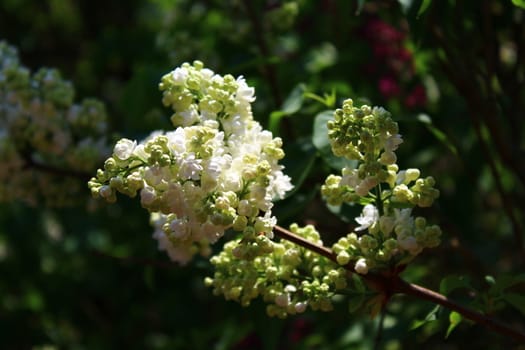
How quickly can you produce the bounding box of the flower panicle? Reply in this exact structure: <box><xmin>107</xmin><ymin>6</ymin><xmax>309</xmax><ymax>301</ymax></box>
<box><xmin>88</xmin><ymin>61</ymin><xmax>293</xmax><ymax>264</ymax></box>
<box><xmin>322</xmin><ymin>99</ymin><xmax>441</xmax><ymax>274</ymax></box>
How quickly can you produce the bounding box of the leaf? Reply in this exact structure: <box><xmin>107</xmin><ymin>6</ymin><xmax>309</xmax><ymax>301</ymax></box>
<box><xmin>484</xmin><ymin>275</ymin><xmax>496</xmax><ymax>285</ymax></box>
<box><xmin>439</xmin><ymin>275</ymin><xmax>471</xmax><ymax>295</ymax></box>
<box><xmin>417</xmin><ymin>113</ymin><xmax>458</xmax><ymax>155</ymax></box>
<box><xmin>417</xmin><ymin>0</ymin><xmax>433</xmax><ymax>18</ymax></box>
<box><xmin>268</xmin><ymin>84</ymin><xmax>306</xmax><ymax>135</ymax></box>
<box><xmin>352</xmin><ymin>273</ymin><xmax>366</xmax><ymax>293</ymax></box>
<box><xmin>365</xmin><ymin>294</ymin><xmax>384</xmax><ymax>319</ymax></box>
<box><xmin>397</xmin><ymin>0</ymin><xmax>414</xmax><ymax>13</ymax></box>
<box><xmin>445</xmin><ymin>311</ymin><xmax>462</xmax><ymax>338</ymax></box>
<box><xmin>512</xmin><ymin>0</ymin><xmax>525</xmax><ymax>9</ymax></box>
<box><xmin>304</xmin><ymin>88</ymin><xmax>337</xmax><ymax>108</ymax></box>
<box><xmin>355</xmin><ymin>0</ymin><xmax>366</xmax><ymax>14</ymax></box>
<box><xmin>312</xmin><ymin>110</ymin><xmax>358</xmax><ymax>171</ymax></box>
<box><xmin>348</xmin><ymin>293</ymin><xmax>366</xmax><ymax>313</ymax></box>
<box><xmin>488</xmin><ymin>273</ymin><xmax>525</xmax><ymax>295</ymax></box>
<box><xmin>410</xmin><ymin>304</ymin><xmax>440</xmax><ymax>330</ymax></box>
<box><xmin>503</xmin><ymin>293</ymin><xmax>525</xmax><ymax>316</ymax></box>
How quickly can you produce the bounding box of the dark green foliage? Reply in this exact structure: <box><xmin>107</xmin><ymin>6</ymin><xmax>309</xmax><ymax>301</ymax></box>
<box><xmin>1</xmin><ymin>0</ymin><xmax>524</xmax><ymax>348</ymax></box>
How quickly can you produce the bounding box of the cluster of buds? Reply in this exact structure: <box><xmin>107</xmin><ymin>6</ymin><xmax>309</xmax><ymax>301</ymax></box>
<box><xmin>89</xmin><ymin>61</ymin><xmax>293</xmax><ymax>264</ymax></box>
<box><xmin>322</xmin><ymin>99</ymin><xmax>441</xmax><ymax>274</ymax></box>
<box><xmin>0</xmin><ymin>41</ymin><xmax>110</xmax><ymax>206</ymax></box>
<box><xmin>205</xmin><ymin>224</ymin><xmax>349</xmax><ymax>318</ymax></box>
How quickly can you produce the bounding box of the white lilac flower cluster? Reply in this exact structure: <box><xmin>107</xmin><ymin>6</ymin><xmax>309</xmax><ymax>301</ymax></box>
<box><xmin>205</xmin><ymin>224</ymin><xmax>348</xmax><ymax>318</ymax></box>
<box><xmin>89</xmin><ymin>61</ymin><xmax>293</xmax><ymax>264</ymax></box>
<box><xmin>0</xmin><ymin>41</ymin><xmax>110</xmax><ymax>206</ymax></box>
<box><xmin>321</xmin><ymin>99</ymin><xmax>441</xmax><ymax>274</ymax></box>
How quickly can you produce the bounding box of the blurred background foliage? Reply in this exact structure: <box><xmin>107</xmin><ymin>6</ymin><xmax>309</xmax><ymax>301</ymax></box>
<box><xmin>1</xmin><ymin>0</ymin><xmax>525</xmax><ymax>348</ymax></box>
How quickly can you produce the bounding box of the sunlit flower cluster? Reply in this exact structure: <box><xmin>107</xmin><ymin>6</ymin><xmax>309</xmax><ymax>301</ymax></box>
<box><xmin>89</xmin><ymin>61</ymin><xmax>293</xmax><ymax>263</ymax></box>
<box><xmin>205</xmin><ymin>224</ymin><xmax>348</xmax><ymax>318</ymax></box>
<box><xmin>322</xmin><ymin>99</ymin><xmax>441</xmax><ymax>274</ymax></box>
<box><xmin>0</xmin><ymin>41</ymin><xmax>110</xmax><ymax>206</ymax></box>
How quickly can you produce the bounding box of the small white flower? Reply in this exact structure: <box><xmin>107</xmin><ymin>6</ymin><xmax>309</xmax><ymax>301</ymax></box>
<box><xmin>355</xmin><ymin>177</ymin><xmax>378</xmax><ymax>196</ymax></box>
<box><xmin>269</xmin><ymin>171</ymin><xmax>293</xmax><ymax>199</ymax></box>
<box><xmin>275</xmin><ymin>293</ymin><xmax>290</xmax><ymax>307</ymax></box>
<box><xmin>294</xmin><ymin>302</ymin><xmax>307</xmax><ymax>313</ymax></box>
<box><xmin>284</xmin><ymin>284</ymin><xmax>297</xmax><ymax>293</ymax></box>
<box><xmin>340</xmin><ymin>168</ymin><xmax>359</xmax><ymax>187</ymax></box>
<box><xmin>177</xmin><ymin>107</ymin><xmax>200</xmax><ymax>126</ymax></box>
<box><xmin>99</xmin><ymin>185</ymin><xmax>112</xmax><ymax>198</ymax></box>
<box><xmin>178</xmin><ymin>153</ymin><xmax>203</xmax><ymax>180</ymax></box>
<box><xmin>170</xmin><ymin>67</ymin><xmax>188</xmax><ymax>85</ymax></box>
<box><xmin>113</xmin><ymin>138</ymin><xmax>136</xmax><ymax>161</ymax></box>
<box><xmin>140</xmin><ymin>186</ymin><xmax>156</xmax><ymax>206</ymax></box>
<box><xmin>379</xmin><ymin>215</ymin><xmax>395</xmax><ymax>236</ymax></box>
<box><xmin>379</xmin><ymin>150</ymin><xmax>397</xmax><ymax>165</ymax></box>
<box><xmin>236</xmin><ymin>76</ymin><xmax>255</xmax><ymax>103</ymax></box>
<box><xmin>166</xmin><ymin>128</ymin><xmax>187</xmax><ymax>154</ymax></box>
<box><xmin>385</xmin><ymin>134</ymin><xmax>403</xmax><ymax>151</ymax></box>
<box><xmin>355</xmin><ymin>204</ymin><xmax>379</xmax><ymax>231</ymax></box>
<box><xmin>200</xmin><ymin>68</ymin><xmax>214</xmax><ymax>80</ymax></box>
<box><xmin>168</xmin><ymin>217</ymin><xmax>190</xmax><ymax>239</ymax></box>
<box><xmin>398</xmin><ymin>236</ymin><xmax>421</xmax><ymax>255</ymax></box>
<box><xmin>355</xmin><ymin>258</ymin><xmax>369</xmax><ymax>274</ymax></box>
<box><xmin>394</xmin><ymin>208</ymin><xmax>413</xmax><ymax>227</ymax></box>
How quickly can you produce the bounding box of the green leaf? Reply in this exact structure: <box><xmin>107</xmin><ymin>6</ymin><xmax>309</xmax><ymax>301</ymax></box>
<box><xmin>356</xmin><ymin>0</ymin><xmax>366</xmax><ymax>14</ymax></box>
<box><xmin>268</xmin><ymin>84</ymin><xmax>306</xmax><ymax>135</ymax></box>
<box><xmin>348</xmin><ymin>293</ymin><xmax>366</xmax><ymax>313</ymax></box>
<box><xmin>410</xmin><ymin>304</ymin><xmax>440</xmax><ymax>330</ymax></box>
<box><xmin>397</xmin><ymin>0</ymin><xmax>414</xmax><ymax>13</ymax></box>
<box><xmin>417</xmin><ymin>0</ymin><xmax>433</xmax><ymax>17</ymax></box>
<box><xmin>304</xmin><ymin>88</ymin><xmax>337</xmax><ymax>108</ymax></box>
<box><xmin>484</xmin><ymin>275</ymin><xmax>496</xmax><ymax>285</ymax></box>
<box><xmin>503</xmin><ymin>293</ymin><xmax>525</xmax><ymax>316</ymax></box>
<box><xmin>439</xmin><ymin>275</ymin><xmax>471</xmax><ymax>295</ymax></box>
<box><xmin>417</xmin><ymin>113</ymin><xmax>458</xmax><ymax>155</ymax></box>
<box><xmin>352</xmin><ymin>273</ymin><xmax>366</xmax><ymax>293</ymax></box>
<box><xmin>445</xmin><ymin>311</ymin><xmax>462</xmax><ymax>338</ymax></box>
<box><xmin>512</xmin><ymin>0</ymin><xmax>525</xmax><ymax>9</ymax></box>
<box><xmin>312</xmin><ymin>110</ymin><xmax>358</xmax><ymax>170</ymax></box>
<box><xmin>489</xmin><ymin>273</ymin><xmax>525</xmax><ymax>295</ymax></box>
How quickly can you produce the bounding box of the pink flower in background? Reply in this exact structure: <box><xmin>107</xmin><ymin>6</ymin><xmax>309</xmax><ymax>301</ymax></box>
<box><xmin>404</xmin><ymin>85</ymin><xmax>427</xmax><ymax>109</ymax></box>
<box><xmin>360</xmin><ymin>17</ymin><xmax>427</xmax><ymax>109</ymax></box>
<box><xmin>378</xmin><ymin>76</ymin><xmax>401</xmax><ymax>99</ymax></box>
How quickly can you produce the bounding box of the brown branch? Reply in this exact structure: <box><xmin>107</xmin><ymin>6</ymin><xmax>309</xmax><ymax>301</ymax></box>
<box><xmin>273</xmin><ymin>225</ymin><xmax>525</xmax><ymax>343</ymax></box>
<box><xmin>392</xmin><ymin>278</ymin><xmax>525</xmax><ymax>342</ymax></box>
<box><xmin>274</xmin><ymin>224</ymin><xmax>336</xmax><ymax>262</ymax></box>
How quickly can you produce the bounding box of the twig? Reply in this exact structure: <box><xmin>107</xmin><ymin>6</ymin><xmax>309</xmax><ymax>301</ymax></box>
<box><xmin>273</xmin><ymin>225</ymin><xmax>525</xmax><ymax>343</ymax></box>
